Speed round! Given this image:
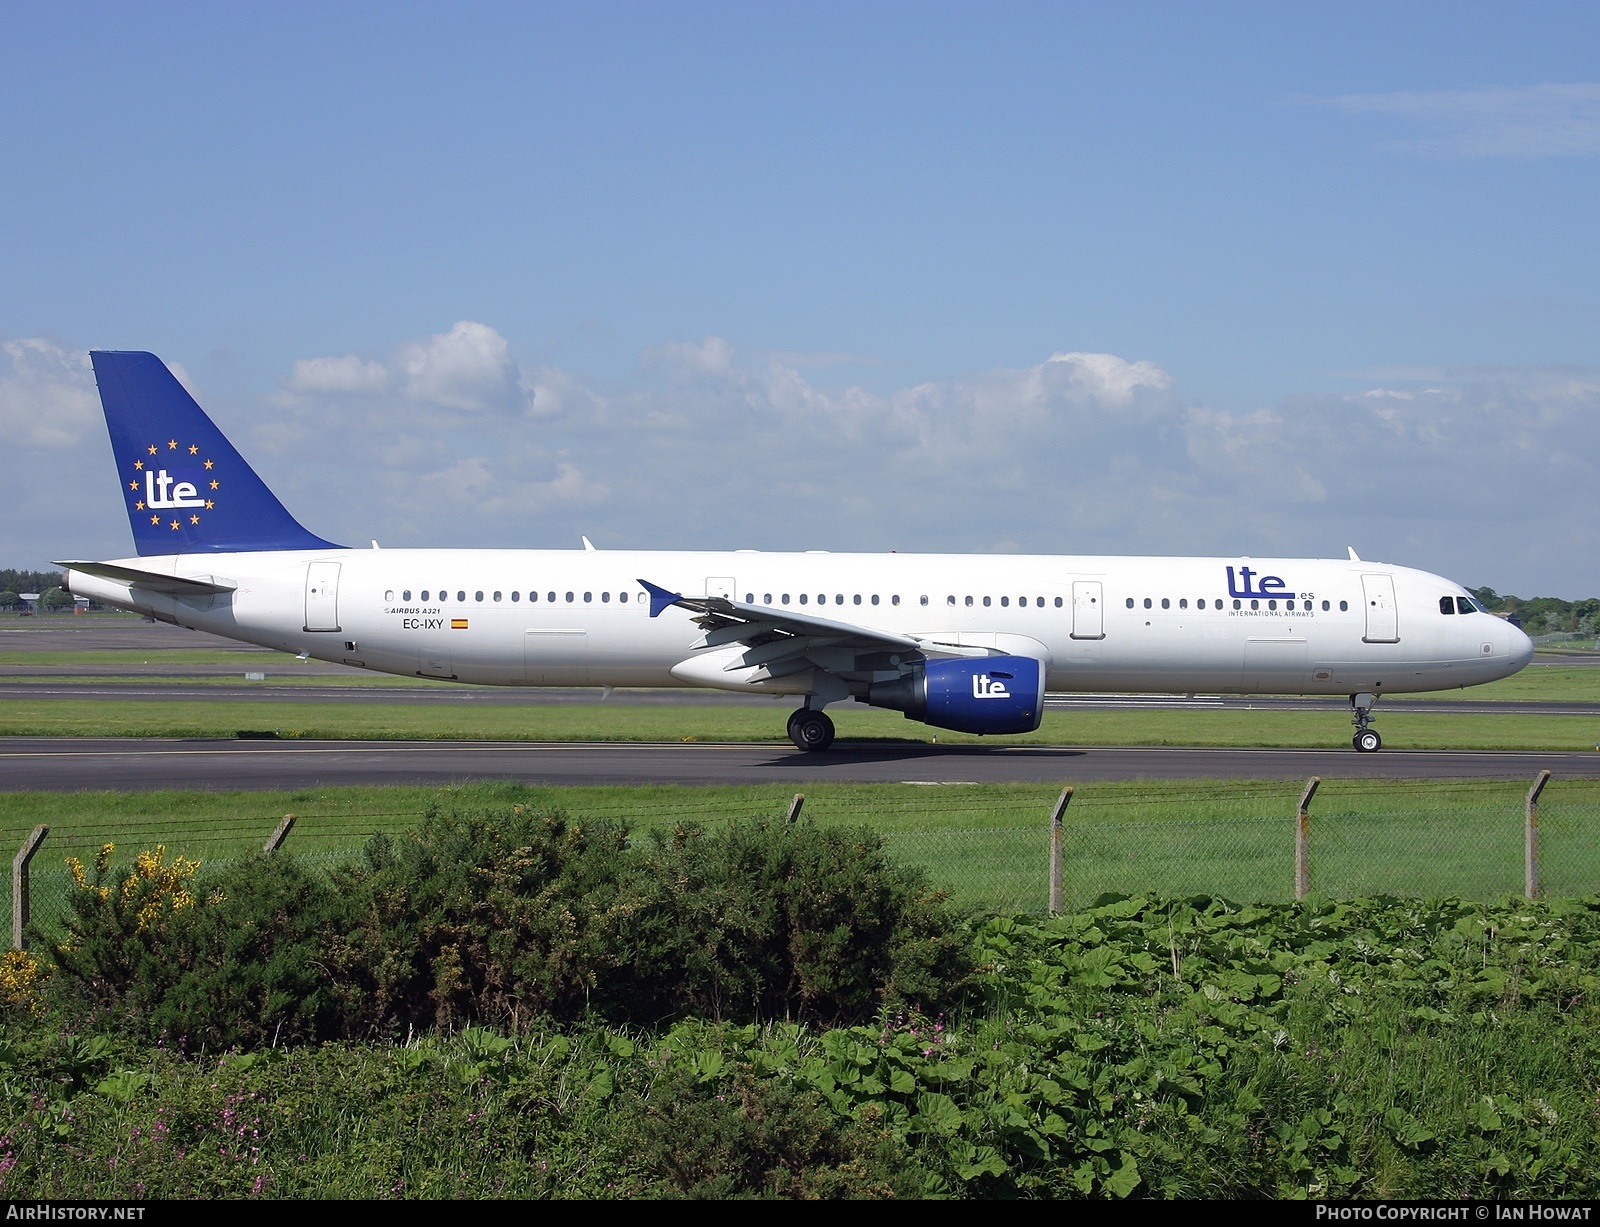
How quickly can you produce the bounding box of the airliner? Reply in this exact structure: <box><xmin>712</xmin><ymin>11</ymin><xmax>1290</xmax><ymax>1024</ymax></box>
<box><xmin>60</xmin><ymin>351</ymin><xmax>1534</xmax><ymax>753</ymax></box>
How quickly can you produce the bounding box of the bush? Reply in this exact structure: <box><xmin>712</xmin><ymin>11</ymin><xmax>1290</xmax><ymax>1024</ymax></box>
<box><xmin>49</xmin><ymin>809</ymin><xmax>974</xmax><ymax>1045</ymax></box>
<box><xmin>53</xmin><ymin>847</ymin><xmax>350</xmax><ymax>1049</ymax></box>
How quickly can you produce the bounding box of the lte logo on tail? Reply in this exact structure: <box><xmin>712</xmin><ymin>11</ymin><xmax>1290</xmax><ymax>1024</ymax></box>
<box><xmin>972</xmin><ymin>673</ymin><xmax>1011</xmax><ymax>699</ymax></box>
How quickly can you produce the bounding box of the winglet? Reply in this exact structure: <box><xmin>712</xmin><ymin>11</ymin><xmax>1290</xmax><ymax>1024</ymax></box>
<box><xmin>637</xmin><ymin>578</ymin><xmax>683</xmax><ymax>618</ymax></box>
<box><xmin>1347</xmin><ymin>546</ymin><xmax>1361</xmax><ymax>562</ymax></box>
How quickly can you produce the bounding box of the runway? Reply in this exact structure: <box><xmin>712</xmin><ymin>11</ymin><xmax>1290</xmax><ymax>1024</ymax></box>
<box><xmin>0</xmin><ymin>736</ymin><xmax>1594</xmax><ymax>791</ymax></box>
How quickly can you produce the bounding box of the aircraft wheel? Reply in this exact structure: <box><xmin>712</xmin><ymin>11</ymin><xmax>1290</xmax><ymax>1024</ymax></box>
<box><xmin>1354</xmin><ymin>729</ymin><xmax>1382</xmax><ymax>753</ymax></box>
<box><xmin>789</xmin><ymin>709</ymin><xmax>835</xmax><ymax>752</ymax></box>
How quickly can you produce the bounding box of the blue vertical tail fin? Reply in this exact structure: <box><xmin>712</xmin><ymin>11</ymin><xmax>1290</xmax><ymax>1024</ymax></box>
<box><xmin>91</xmin><ymin>351</ymin><xmax>342</xmax><ymax>555</ymax></box>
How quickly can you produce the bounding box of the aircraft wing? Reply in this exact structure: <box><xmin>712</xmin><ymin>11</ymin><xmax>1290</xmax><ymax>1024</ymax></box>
<box><xmin>639</xmin><ymin>578</ymin><xmax>925</xmax><ymax>684</ymax></box>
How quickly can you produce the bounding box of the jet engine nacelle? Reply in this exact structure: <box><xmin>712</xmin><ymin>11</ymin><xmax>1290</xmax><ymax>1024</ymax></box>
<box><xmin>866</xmin><ymin>655</ymin><xmax>1045</xmax><ymax>735</ymax></box>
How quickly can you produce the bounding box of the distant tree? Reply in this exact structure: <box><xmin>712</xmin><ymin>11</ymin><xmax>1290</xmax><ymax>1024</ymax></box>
<box><xmin>0</xmin><ymin>590</ymin><xmax>17</xmax><ymax>610</ymax></box>
<box><xmin>1467</xmin><ymin>586</ymin><xmax>1504</xmax><ymax>611</ymax></box>
<box><xmin>39</xmin><ymin>586</ymin><xmax>72</xmax><ymax>610</ymax></box>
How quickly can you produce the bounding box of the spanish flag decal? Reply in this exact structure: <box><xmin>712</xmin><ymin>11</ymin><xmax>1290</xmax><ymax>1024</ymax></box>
<box><xmin>451</xmin><ymin>618</ymin><xmax>469</xmax><ymax>630</ymax></box>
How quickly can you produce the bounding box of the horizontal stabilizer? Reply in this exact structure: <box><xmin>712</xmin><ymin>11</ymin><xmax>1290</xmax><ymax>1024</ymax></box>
<box><xmin>57</xmin><ymin>560</ymin><xmax>237</xmax><ymax>596</ymax></box>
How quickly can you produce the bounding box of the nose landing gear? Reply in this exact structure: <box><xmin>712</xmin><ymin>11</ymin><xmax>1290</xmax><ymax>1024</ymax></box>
<box><xmin>787</xmin><ymin>707</ymin><xmax>836</xmax><ymax>752</ymax></box>
<box><xmin>1351</xmin><ymin>692</ymin><xmax>1381</xmax><ymax>752</ymax></box>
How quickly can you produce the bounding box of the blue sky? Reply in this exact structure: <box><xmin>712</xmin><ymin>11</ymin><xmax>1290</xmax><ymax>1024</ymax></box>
<box><xmin>4</xmin><ymin>3</ymin><xmax>1599</xmax><ymax>594</ymax></box>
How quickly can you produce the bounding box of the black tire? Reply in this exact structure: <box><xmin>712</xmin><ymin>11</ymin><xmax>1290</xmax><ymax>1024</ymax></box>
<box><xmin>789</xmin><ymin>709</ymin><xmax>835</xmax><ymax>752</ymax></box>
<box><xmin>1355</xmin><ymin>729</ymin><xmax>1382</xmax><ymax>753</ymax></box>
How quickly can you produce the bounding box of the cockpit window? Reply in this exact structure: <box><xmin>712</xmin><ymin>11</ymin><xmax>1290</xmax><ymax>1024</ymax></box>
<box><xmin>1439</xmin><ymin>596</ymin><xmax>1456</xmax><ymax>615</ymax></box>
<box><xmin>1461</xmin><ymin>596</ymin><xmax>1485</xmax><ymax>614</ymax></box>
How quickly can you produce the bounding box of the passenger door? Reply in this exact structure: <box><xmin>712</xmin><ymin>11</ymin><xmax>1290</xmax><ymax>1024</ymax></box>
<box><xmin>1361</xmin><ymin>574</ymin><xmax>1400</xmax><ymax>643</ymax></box>
<box><xmin>303</xmin><ymin>562</ymin><xmax>341</xmax><ymax>632</ymax></box>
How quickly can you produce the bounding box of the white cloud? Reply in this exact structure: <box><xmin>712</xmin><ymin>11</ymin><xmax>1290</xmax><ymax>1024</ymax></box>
<box><xmin>288</xmin><ymin>353</ymin><xmax>388</xmax><ymax>395</ymax></box>
<box><xmin>0</xmin><ymin>338</ymin><xmax>99</xmax><ymax>448</ymax></box>
<box><xmin>1319</xmin><ymin>83</ymin><xmax>1600</xmax><ymax>158</ymax></box>
<box><xmin>398</xmin><ymin>320</ymin><xmax>523</xmax><ymax>412</ymax></box>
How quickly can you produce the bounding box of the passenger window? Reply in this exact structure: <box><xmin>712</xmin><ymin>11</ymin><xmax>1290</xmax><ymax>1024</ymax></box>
<box><xmin>1143</xmin><ymin>598</ymin><xmax>1152</xmax><ymax>609</ymax></box>
<box><xmin>947</xmin><ymin>595</ymin><xmax>956</xmax><ymax>605</ymax></box>
<box><xmin>1000</xmin><ymin>596</ymin><xmax>1009</xmax><ymax>607</ymax></box>
<box><xmin>565</xmin><ymin>592</ymin><xmax>574</xmax><ymax>603</ymax></box>
<box><xmin>402</xmin><ymin>590</ymin><xmax>411</xmax><ymax>601</ymax></box>
<box><xmin>619</xmin><ymin>592</ymin><xmax>629</xmax><ymax>603</ymax></box>
<box><xmin>1251</xmin><ymin>600</ymin><xmax>1259</xmax><ymax>610</ymax></box>
<box><xmin>800</xmin><ymin>594</ymin><xmax>808</xmax><ymax>604</ymax></box>
<box><xmin>583</xmin><ymin>592</ymin><xmax>591</xmax><ymax>603</ymax></box>
<box><xmin>835</xmin><ymin>595</ymin><xmax>843</xmax><ymax>604</ymax></box>
<box><xmin>1457</xmin><ymin>597</ymin><xmax>1475</xmax><ymax>615</ymax></box>
<box><xmin>457</xmin><ymin>590</ymin><xmax>466</xmax><ymax>602</ymax></box>
<box><xmin>1439</xmin><ymin>596</ymin><xmax>1455</xmax><ymax>615</ymax></box>
<box><xmin>1126</xmin><ymin>598</ymin><xmax>1135</xmax><ymax>608</ymax></box>
<box><xmin>1339</xmin><ymin>600</ymin><xmax>1348</xmax><ymax>611</ymax></box>
<box><xmin>745</xmin><ymin>592</ymin><xmax>753</xmax><ymax>603</ymax></box>
<box><xmin>764</xmin><ymin>594</ymin><xmax>772</xmax><ymax>604</ymax></box>
<box><xmin>1161</xmin><ymin>598</ymin><xmax>1170</xmax><ymax>609</ymax></box>
<box><xmin>420</xmin><ymin>590</ymin><xmax>429</xmax><ymax>601</ymax></box>
<box><xmin>965</xmin><ymin>596</ymin><xmax>974</xmax><ymax>607</ymax></box>
<box><xmin>871</xmin><ymin>594</ymin><xmax>879</xmax><ymax>605</ymax></box>
<box><xmin>1055</xmin><ymin>597</ymin><xmax>1063</xmax><ymax>607</ymax></box>
<box><xmin>1233</xmin><ymin>599</ymin><xmax>1241</xmax><ymax>610</ymax></box>
<box><xmin>511</xmin><ymin>591</ymin><xmax>519</xmax><ymax>602</ymax></box>
<box><xmin>1268</xmin><ymin>600</ymin><xmax>1276</xmax><ymax>610</ymax></box>
<box><xmin>547</xmin><ymin>592</ymin><xmax>556</xmax><ymax>603</ymax></box>
<box><xmin>493</xmin><ymin>591</ymin><xmax>502</xmax><ymax>602</ymax></box>
<box><xmin>854</xmin><ymin>594</ymin><xmax>862</xmax><ymax>605</ymax></box>
<box><xmin>782</xmin><ymin>594</ymin><xmax>790</xmax><ymax>604</ymax></box>
<box><xmin>1179</xmin><ymin>598</ymin><xmax>1187</xmax><ymax>609</ymax></box>
<box><xmin>474</xmin><ymin>591</ymin><xmax>483</xmax><ymax>602</ymax></box>
<box><xmin>1321</xmin><ymin>600</ymin><xmax>1328</xmax><ymax>611</ymax></box>
<box><xmin>602</xmin><ymin>592</ymin><xmax>611</xmax><ymax>603</ymax></box>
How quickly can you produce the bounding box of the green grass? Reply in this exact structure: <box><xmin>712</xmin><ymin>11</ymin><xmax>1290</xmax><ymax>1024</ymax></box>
<box><xmin>6</xmin><ymin>777</ymin><xmax>1599</xmax><ymax>917</ymax></box>
<box><xmin>1</xmin><ymin>697</ymin><xmax>1598</xmax><ymax>748</ymax></box>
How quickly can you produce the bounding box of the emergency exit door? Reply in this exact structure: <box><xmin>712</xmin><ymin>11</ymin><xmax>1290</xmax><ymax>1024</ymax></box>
<box><xmin>1071</xmin><ymin>581</ymin><xmax>1105</xmax><ymax>640</ymax></box>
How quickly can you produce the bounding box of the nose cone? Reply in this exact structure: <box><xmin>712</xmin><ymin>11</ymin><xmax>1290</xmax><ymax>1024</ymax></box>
<box><xmin>1501</xmin><ymin>619</ymin><xmax>1535</xmax><ymax>675</ymax></box>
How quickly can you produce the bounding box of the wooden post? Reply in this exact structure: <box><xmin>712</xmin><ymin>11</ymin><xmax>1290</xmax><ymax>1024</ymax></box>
<box><xmin>12</xmin><ymin>825</ymin><xmax>48</xmax><ymax>950</ymax></box>
<box><xmin>785</xmin><ymin>794</ymin><xmax>805</xmax><ymax>825</ymax></box>
<box><xmin>264</xmin><ymin>814</ymin><xmax>297</xmax><ymax>854</ymax></box>
<box><xmin>1295</xmin><ymin>777</ymin><xmax>1320</xmax><ymax>902</ymax></box>
<box><xmin>1526</xmin><ymin>771</ymin><xmax>1551</xmax><ymax>899</ymax></box>
<box><xmin>1048</xmin><ymin>787</ymin><xmax>1073</xmax><ymax>914</ymax></box>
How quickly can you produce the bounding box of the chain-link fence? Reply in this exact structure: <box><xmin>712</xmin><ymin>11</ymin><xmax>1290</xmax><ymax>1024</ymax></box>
<box><xmin>5</xmin><ymin>776</ymin><xmax>1597</xmax><ymax>939</ymax></box>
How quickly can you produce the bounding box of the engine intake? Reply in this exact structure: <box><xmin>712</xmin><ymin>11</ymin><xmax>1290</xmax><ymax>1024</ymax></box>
<box><xmin>866</xmin><ymin>655</ymin><xmax>1045</xmax><ymax>735</ymax></box>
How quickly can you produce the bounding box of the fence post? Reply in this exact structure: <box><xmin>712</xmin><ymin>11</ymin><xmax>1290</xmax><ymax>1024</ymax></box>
<box><xmin>12</xmin><ymin>825</ymin><xmax>48</xmax><ymax>950</ymax></box>
<box><xmin>1295</xmin><ymin>777</ymin><xmax>1320</xmax><ymax>902</ymax></box>
<box><xmin>1048</xmin><ymin>787</ymin><xmax>1073</xmax><ymax>914</ymax></box>
<box><xmin>785</xmin><ymin>794</ymin><xmax>805</xmax><ymax>825</ymax></box>
<box><xmin>264</xmin><ymin>814</ymin><xmax>297</xmax><ymax>854</ymax></box>
<box><xmin>1526</xmin><ymin>771</ymin><xmax>1551</xmax><ymax>899</ymax></box>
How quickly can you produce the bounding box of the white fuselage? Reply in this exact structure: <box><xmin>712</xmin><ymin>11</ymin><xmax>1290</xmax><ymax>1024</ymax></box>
<box><xmin>65</xmin><ymin>548</ymin><xmax>1535</xmax><ymax>700</ymax></box>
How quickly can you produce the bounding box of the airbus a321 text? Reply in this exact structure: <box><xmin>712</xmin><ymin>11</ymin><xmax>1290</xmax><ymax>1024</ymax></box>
<box><xmin>60</xmin><ymin>352</ymin><xmax>1535</xmax><ymax>753</ymax></box>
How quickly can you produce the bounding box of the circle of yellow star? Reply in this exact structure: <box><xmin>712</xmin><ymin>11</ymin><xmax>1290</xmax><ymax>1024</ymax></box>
<box><xmin>167</xmin><ymin>440</ymin><xmax>178</xmax><ymax>449</ymax></box>
<box><xmin>205</xmin><ymin>500</ymin><xmax>214</xmax><ymax>509</ymax></box>
<box><xmin>128</xmin><ymin>481</ymin><xmax>138</xmax><ymax>490</ymax></box>
<box><xmin>189</xmin><ymin>515</ymin><xmax>200</xmax><ymax>525</ymax></box>
<box><xmin>203</xmin><ymin>459</ymin><xmax>214</xmax><ymax>469</ymax></box>
<box><xmin>150</xmin><ymin>515</ymin><xmax>160</xmax><ymax>525</ymax></box>
<box><xmin>133</xmin><ymin>460</ymin><xmax>144</xmax><ymax>470</ymax></box>
<box><xmin>135</xmin><ymin>501</ymin><xmax>145</xmax><ymax>511</ymax></box>
<box><xmin>209</xmin><ymin>480</ymin><xmax>219</xmax><ymax>490</ymax></box>
<box><xmin>188</xmin><ymin>445</ymin><xmax>198</xmax><ymax>454</ymax></box>
<box><xmin>169</xmin><ymin>519</ymin><xmax>180</xmax><ymax>529</ymax></box>
<box><xmin>147</xmin><ymin>445</ymin><xmax>157</xmax><ymax>455</ymax></box>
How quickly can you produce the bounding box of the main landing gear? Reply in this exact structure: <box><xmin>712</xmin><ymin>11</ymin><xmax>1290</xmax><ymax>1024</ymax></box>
<box><xmin>788</xmin><ymin>707</ymin><xmax>836</xmax><ymax>752</ymax></box>
<box><xmin>1350</xmin><ymin>692</ymin><xmax>1381</xmax><ymax>753</ymax></box>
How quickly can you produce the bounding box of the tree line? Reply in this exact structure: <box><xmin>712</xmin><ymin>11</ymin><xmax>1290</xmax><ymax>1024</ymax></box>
<box><xmin>1467</xmin><ymin>587</ymin><xmax>1600</xmax><ymax>638</ymax></box>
